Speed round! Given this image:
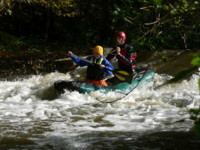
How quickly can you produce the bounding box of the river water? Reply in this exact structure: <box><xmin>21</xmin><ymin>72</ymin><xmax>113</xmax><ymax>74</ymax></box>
<box><xmin>0</xmin><ymin>66</ymin><xmax>200</xmax><ymax>150</ymax></box>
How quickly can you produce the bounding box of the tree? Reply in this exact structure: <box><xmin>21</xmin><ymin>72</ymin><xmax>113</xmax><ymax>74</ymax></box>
<box><xmin>110</xmin><ymin>0</ymin><xmax>200</xmax><ymax>50</ymax></box>
<box><xmin>0</xmin><ymin>0</ymin><xmax>79</xmax><ymax>16</ymax></box>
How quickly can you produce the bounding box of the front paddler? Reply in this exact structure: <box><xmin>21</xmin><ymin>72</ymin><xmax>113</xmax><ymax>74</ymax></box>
<box><xmin>67</xmin><ymin>45</ymin><xmax>114</xmax><ymax>86</ymax></box>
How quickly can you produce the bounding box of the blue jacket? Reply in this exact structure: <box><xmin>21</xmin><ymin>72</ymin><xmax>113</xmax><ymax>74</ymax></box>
<box><xmin>70</xmin><ymin>55</ymin><xmax>114</xmax><ymax>76</ymax></box>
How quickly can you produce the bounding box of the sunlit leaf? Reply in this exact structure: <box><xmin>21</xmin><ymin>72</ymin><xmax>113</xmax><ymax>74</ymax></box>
<box><xmin>170</xmin><ymin>9</ymin><xmax>177</xmax><ymax>15</ymax></box>
<box><xmin>191</xmin><ymin>57</ymin><xmax>200</xmax><ymax>66</ymax></box>
<box><xmin>7</xmin><ymin>9</ymin><xmax>12</xmax><ymax>15</ymax></box>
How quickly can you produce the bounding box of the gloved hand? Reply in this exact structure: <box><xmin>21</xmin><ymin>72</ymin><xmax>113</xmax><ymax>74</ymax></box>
<box><xmin>67</xmin><ymin>51</ymin><xmax>73</xmax><ymax>56</ymax></box>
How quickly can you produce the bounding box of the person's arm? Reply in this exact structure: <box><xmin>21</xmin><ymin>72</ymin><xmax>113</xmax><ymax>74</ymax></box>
<box><xmin>67</xmin><ymin>51</ymin><xmax>90</xmax><ymax>67</ymax></box>
<box><xmin>101</xmin><ymin>59</ymin><xmax>114</xmax><ymax>76</ymax></box>
<box><xmin>116</xmin><ymin>45</ymin><xmax>135</xmax><ymax>66</ymax></box>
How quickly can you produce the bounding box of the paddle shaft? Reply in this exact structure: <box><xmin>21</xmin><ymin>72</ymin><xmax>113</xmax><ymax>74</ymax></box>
<box><xmin>55</xmin><ymin>49</ymin><xmax>116</xmax><ymax>71</ymax></box>
<box><xmin>70</xmin><ymin>54</ymin><xmax>133</xmax><ymax>83</ymax></box>
<box><xmin>71</xmin><ymin>54</ymin><xmax>112</xmax><ymax>71</ymax></box>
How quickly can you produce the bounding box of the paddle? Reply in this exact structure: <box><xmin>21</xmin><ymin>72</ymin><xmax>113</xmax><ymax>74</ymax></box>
<box><xmin>70</xmin><ymin>54</ymin><xmax>133</xmax><ymax>83</ymax></box>
<box><xmin>111</xmin><ymin>69</ymin><xmax>133</xmax><ymax>83</ymax></box>
<box><xmin>54</xmin><ymin>49</ymin><xmax>115</xmax><ymax>72</ymax></box>
<box><xmin>67</xmin><ymin>64</ymin><xmax>79</xmax><ymax>71</ymax></box>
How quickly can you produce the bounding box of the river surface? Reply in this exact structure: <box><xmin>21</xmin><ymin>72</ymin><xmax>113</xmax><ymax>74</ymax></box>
<box><xmin>0</xmin><ymin>66</ymin><xmax>200</xmax><ymax>150</ymax></box>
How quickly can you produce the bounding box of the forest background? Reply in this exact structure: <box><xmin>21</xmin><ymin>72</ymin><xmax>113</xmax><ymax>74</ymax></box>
<box><xmin>0</xmin><ymin>0</ymin><xmax>200</xmax><ymax>52</ymax></box>
<box><xmin>0</xmin><ymin>0</ymin><xmax>199</xmax><ymax>76</ymax></box>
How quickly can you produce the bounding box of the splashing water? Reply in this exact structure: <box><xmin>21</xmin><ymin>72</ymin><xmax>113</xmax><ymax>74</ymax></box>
<box><xmin>0</xmin><ymin>68</ymin><xmax>199</xmax><ymax>149</ymax></box>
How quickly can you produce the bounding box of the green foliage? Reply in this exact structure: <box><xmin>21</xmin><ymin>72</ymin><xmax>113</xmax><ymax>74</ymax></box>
<box><xmin>191</xmin><ymin>54</ymin><xmax>200</xmax><ymax>66</ymax></box>
<box><xmin>0</xmin><ymin>0</ymin><xmax>79</xmax><ymax>17</ymax></box>
<box><xmin>199</xmin><ymin>78</ymin><xmax>200</xmax><ymax>91</ymax></box>
<box><xmin>191</xmin><ymin>53</ymin><xmax>200</xmax><ymax>91</ymax></box>
<box><xmin>189</xmin><ymin>109</ymin><xmax>200</xmax><ymax>138</ymax></box>
<box><xmin>109</xmin><ymin>0</ymin><xmax>200</xmax><ymax>50</ymax></box>
<box><xmin>0</xmin><ymin>31</ymin><xmax>26</xmax><ymax>51</ymax></box>
<box><xmin>0</xmin><ymin>0</ymin><xmax>200</xmax><ymax>50</ymax></box>
<box><xmin>189</xmin><ymin>53</ymin><xmax>200</xmax><ymax>138</ymax></box>
<box><xmin>33</xmin><ymin>0</ymin><xmax>79</xmax><ymax>17</ymax></box>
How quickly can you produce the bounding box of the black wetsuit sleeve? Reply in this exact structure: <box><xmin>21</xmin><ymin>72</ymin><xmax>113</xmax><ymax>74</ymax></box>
<box><xmin>116</xmin><ymin>45</ymin><xmax>134</xmax><ymax>66</ymax></box>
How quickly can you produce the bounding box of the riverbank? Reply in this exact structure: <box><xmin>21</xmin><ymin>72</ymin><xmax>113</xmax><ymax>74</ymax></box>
<box><xmin>0</xmin><ymin>51</ymin><xmax>73</xmax><ymax>79</ymax></box>
<box><xmin>137</xmin><ymin>49</ymin><xmax>199</xmax><ymax>83</ymax></box>
<box><xmin>0</xmin><ymin>49</ymin><xmax>199</xmax><ymax>80</ymax></box>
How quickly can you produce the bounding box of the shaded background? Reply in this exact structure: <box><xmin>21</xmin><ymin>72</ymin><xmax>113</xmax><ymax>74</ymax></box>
<box><xmin>0</xmin><ymin>0</ymin><xmax>200</xmax><ymax>53</ymax></box>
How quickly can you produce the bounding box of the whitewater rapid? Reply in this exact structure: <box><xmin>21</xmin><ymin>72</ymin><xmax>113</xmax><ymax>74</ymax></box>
<box><xmin>0</xmin><ymin>67</ymin><xmax>199</xmax><ymax>149</ymax></box>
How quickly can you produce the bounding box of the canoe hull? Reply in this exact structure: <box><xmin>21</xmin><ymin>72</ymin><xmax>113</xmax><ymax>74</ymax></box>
<box><xmin>54</xmin><ymin>67</ymin><xmax>154</xmax><ymax>94</ymax></box>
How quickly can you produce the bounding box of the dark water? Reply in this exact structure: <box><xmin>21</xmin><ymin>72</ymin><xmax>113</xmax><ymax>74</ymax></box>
<box><xmin>1</xmin><ymin>131</ymin><xmax>200</xmax><ymax>150</ymax></box>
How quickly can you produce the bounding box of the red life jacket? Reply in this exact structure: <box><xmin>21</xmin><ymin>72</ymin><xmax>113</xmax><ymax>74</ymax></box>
<box><xmin>118</xmin><ymin>45</ymin><xmax>137</xmax><ymax>69</ymax></box>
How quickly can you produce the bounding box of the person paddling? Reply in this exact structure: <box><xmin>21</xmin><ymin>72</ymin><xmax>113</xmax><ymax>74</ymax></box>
<box><xmin>106</xmin><ymin>31</ymin><xmax>137</xmax><ymax>73</ymax></box>
<box><xmin>67</xmin><ymin>45</ymin><xmax>114</xmax><ymax>86</ymax></box>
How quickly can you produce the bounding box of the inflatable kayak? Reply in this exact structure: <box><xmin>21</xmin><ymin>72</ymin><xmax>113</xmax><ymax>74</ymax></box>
<box><xmin>54</xmin><ymin>67</ymin><xmax>154</xmax><ymax>94</ymax></box>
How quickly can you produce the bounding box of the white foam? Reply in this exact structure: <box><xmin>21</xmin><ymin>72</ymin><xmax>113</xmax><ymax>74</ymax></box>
<box><xmin>0</xmin><ymin>69</ymin><xmax>199</xmax><ymax>139</ymax></box>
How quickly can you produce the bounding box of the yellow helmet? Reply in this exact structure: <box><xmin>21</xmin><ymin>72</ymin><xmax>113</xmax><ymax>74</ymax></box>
<box><xmin>93</xmin><ymin>45</ymin><xmax>103</xmax><ymax>55</ymax></box>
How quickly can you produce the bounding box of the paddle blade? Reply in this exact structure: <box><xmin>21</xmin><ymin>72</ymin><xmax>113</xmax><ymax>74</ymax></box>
<box><xmin>113</xmin><ymin>70</ymin><xmax>133</xmax><ymax>84</ymax></box>
<box><xmin>117</xmin><ymin>70</ymin><xmax>130</xmax><ymax>76</ymax></box>
<box><xmin>115</xmin><ymin>74</ymin><xmax>126</xmax><ymax>81</ymax></box>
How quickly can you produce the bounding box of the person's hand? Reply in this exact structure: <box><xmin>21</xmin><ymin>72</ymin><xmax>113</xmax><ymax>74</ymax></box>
<box><xmin>116</xmin><ymin>47</ymin><xmax>121</xmax><ymax>55</ymax></box>
<box><xmin>67</xmin><ymin>51</ymin><xmax>73</xmax><ymax>56</ymax></box>
<box><xmin>99</xmin><ymin>64</ymin><xmax>105</xmax><ymax>68</ymax></box>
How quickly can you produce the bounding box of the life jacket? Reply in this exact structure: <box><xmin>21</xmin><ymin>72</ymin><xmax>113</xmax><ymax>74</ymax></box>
<box><xmin>131</xmin><ymin>53</ymin><xmax>137</xmax><ymax>68</ymax></box>
<box><xmin>117</xmin><ymin>44</ymin><xmax>137</xmax><ymax>72</ymax></box>
<box><xmin>86</xmin><ymin>57</ymin><xmax>108</xmax><ymax>86</ymax></box>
